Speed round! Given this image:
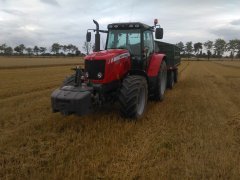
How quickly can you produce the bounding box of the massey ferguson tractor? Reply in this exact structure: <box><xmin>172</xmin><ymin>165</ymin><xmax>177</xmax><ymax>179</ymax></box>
<box><xmin>51</xmin><ymin>19</ymin><xmax>180</xmax><ymax>118</ymax></box>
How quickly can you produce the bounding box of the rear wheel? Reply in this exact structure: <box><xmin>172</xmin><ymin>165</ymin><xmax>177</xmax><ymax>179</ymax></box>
<box><xmin>167</xmin><ymin>71</ymin><xmax>174</xmax><ymax>89</ymax></box>
<box><xmin>119</xmin><ymin>75</ymin><xmax>148</xmax><ymax>118</ymax></box>
<box><xmin>174</xmin><ymin>69</ymin><xmax>178</xmax><ymax>83</ymax></box>
<box><xmin>154</xmin><ymin>61</ymin><xmax>167</xmax><ymax>101</ymax></box>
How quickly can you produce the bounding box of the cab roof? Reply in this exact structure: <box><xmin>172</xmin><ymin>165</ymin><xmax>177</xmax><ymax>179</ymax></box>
<box><xmin>107</xmin><ymin>22</ymin><xmax>153</xmax><ymax>31</ymax></box>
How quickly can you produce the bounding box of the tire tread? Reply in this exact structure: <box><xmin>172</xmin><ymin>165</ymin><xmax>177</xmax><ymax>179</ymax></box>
<box><xmin>119</xmin><ymin>75</ymin><xmax>147</xmax><ymax>118</ymax></box>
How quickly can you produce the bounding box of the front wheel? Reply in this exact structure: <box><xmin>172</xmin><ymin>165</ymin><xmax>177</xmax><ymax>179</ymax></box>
<box><xmin>119</xmin><ymin>75</ymin><xmax>148</xmax><ymax>119</ymax></box>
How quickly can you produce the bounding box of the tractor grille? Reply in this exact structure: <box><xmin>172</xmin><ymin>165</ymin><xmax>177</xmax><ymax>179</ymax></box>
<box><xmin>85</xmin><ymin>60</ymin><xmax>105</xmax><ymax>80</ymax></box>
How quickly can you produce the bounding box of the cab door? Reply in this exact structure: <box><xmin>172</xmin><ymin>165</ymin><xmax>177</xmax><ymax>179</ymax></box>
<box><xmin>143</xmin><ymin>30</ymin><xmax>154</xmax><ymax>70</ymax></box>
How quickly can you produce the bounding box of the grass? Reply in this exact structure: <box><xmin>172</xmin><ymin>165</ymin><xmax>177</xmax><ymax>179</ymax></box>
<box><xmin>0</xmin><ymin>58</ymin><xmax>240</xmax><ymax>179</ymax></box>
<box><xmin>0</xmin><ymin>56</ymin><xmax>84</xmax><ymax>68</ymax></box>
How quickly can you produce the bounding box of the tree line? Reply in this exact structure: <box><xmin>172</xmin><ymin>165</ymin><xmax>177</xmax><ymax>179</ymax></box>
<box><xmin>176</xmin><ymin>39</ymin><xmax>240</xmax><ymax>60</ymax></box>
<box><xmin>0</xmin><ymin>43</ymin><xmax>86</xmax><ymax>56</ymax></box>
<box><xmin>1</xmin><ymin>38</ymin><xmax>240</xmax><ymax>59</ymax></box>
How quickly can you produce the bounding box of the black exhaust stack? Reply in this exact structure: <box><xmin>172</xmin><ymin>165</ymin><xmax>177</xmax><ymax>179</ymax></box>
<box><xmin>93</xmin><ymin>20</ymin><xmax>100</xmax><ymax>52</ymax></box>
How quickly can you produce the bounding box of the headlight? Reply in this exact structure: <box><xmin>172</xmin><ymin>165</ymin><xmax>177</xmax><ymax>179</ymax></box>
<box><xmin>97</xmin><ymin>72</ymin><xmax>103</xmax><ymax>79</ymax></box>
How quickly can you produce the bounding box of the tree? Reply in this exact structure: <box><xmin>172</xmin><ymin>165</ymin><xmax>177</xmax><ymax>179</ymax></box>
<box><xmin>39</xmin><ymin>47</ymin><xmax>47</xmax><ymax>55</ymax></box>
<box><xmin>73</xmin><ymin>46</ymin><xmax>79</xmax><ymax>54</ymax></box>
<box><xmin>14</xmin><ymin>44</ymin><xmax>25</xmax><ymax>55</ymax></box>
<box><xmin>237</xmin><ymin>41</ymin><xmax>240</xmax><ymax>58</ymax></box>
<box><xmin>25</xmin><ymin>47</ymin><xmax>33</xmax><ymax>55</ymax></box>
<box><xmin>185</xmin><ymin>41</ymin><xmax>193</xmax><ymax>59</ymax></box>
<box><xmin>207</xmin><ymin>50</ymin><xmax>212</xmax><ymax>60</ymax></box>
<box><xmin>176</xmin><ymin>41</ymin><xmax>185</xmax><ymax>55</ymax></box>
<box><xmin>14</xmin><ymin>46</ymin><xmax>21</xmax><ymax>54</ymax></box>
<box><xmin>204</xmin><ymin>41</ymin><xmax>213</xmax><ymax>60</ymax></box>
<box><xmin>4</xmin><ymin>46</ymin><xmax>13</xmax><ymax>55</ymax></box>
<box><xmin>68</xmin><ymin>44</ymin><xmax>74</xmax><ymax>54</ymax></box>
<box><xmin>237</xmin><ymin>50</ymin><xmax>240</xmax><ymax>58</ymax></box>
<box><xmin>62</xmin><ymin>45</ymin><xmax>68</xmax><ymax>55</ymax></box>
<box><xmin>75</xmin><ymin>49</ymin><xmax>81</xmax><ymax>56</ymax></box>
<box><xmin>51</xmin><ymin>43</ymin><xmax>61</xmax><ymax>54</ymax></box>
<box><xmin>226</xmin><ymin>39</ymin><xmax>240</xmax><ymax>60</ymax></box>
<box><xmin>193</xmin><ymin>42</ymin><xmax>202</xmax><ymax>60</ymax></box>
<box><xmin>19</xmin><ymin>44</ymin><xmax>25</xmax><ymax>54</ymax></box>
<box><xmin>214</xmin><ymin>39</ymin><xmax>226</xmax><ymax>58</ymax></box>
<box><xmin>33</xmin><ymin>46</ymin><xmax>40</xmax><ymax>55</ymax></box>
<box><xmin>0</xmin><ymin>43</ymin><xmax>7</xmax><ymax>54</ymax></box>
<box><xmin>82</xmin><ymin>41</ymin><xmax>91</xmax><ymax>55</ymax></box>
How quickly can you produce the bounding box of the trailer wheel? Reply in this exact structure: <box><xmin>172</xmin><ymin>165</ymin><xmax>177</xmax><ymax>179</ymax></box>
<box><xmin>119</xmin><ymin>75</ymin><xmax>148</xmax><ymax>119</ymax></box>
<box><xmin>167</xmin><ymin>71</ymin><xmax>174</xmax><ymax>89</ymax></box>
<box><xmin>174</xmin><ymin>69</ymin><xmax>178</xmax><ymax>83</ymax></box>
<box><xmin>154</xmin><ymin>61</ymin><xmax>167</xmax><ymax>101</ymax></box>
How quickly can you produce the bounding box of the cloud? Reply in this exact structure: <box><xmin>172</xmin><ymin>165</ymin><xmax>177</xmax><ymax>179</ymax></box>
<box><xmin>1</xmin><ymin>0</ymin><xmax>240</xmax><ymax>52</ymax></box>
<box><xmin>210</xmin><ymin>26</ymin><xmax>240</xmax><ymax>40</ymax></box>
<box><xmin>40</xmin><ymin>0</ymin><xmax>60</xmax><ymax>6</ymax></box>
<box><xmin>209</xmin><ymin>17</ymin><xmax>240</xmax><ymax>40</ymax></box>
<box><xmin>1</xmin><ymin>9</ymin><xmax>25</xmax><ymax>16</ymax></box>
<box><xmin>231</xmin><ymin>19</ymin><xmax>240</xmax><ymax>25</ymax></box>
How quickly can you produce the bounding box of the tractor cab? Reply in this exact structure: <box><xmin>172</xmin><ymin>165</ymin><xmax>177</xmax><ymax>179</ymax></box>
<box><xmin>106</xmin><ymin>22</ymin><xmax>163</xmax><ymax>70</ymax></box>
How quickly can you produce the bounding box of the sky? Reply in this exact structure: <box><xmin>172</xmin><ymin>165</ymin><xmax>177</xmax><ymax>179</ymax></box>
<box><xmin>0</xmin><ymin>0</ymin><xmax>240</xmax><ymax>52</ymax></box>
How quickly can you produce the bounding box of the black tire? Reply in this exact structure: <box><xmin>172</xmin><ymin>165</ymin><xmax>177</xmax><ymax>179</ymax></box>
<box><xmin>154</xmin><ymin>61</ymin><xmax>167</xmax><ymax>101</ymax></box>
<box><xmin>174</xmin><ymin>69</ymin><xmax>178</xmax><ymax>83</ymax></box>
<box><xmin>167</xmin><ymin>71</ymin><xmax>174</xmax><ymax>89</ymax></box>
<box><xmin>62</xmin><ymin>74</ymin><xmax>75</xmax><ymax>86</ymax></box>
<box><xmin>119</xmin><ymin>75</ymin><xmax>148</xmax><ymax>118</ymax></box>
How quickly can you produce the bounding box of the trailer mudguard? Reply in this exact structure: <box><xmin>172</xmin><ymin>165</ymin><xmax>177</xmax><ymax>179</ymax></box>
<box><xmin>147</xmin><ymin>53</ymin><xmax>166</xmax><ymax>77</ymax></box>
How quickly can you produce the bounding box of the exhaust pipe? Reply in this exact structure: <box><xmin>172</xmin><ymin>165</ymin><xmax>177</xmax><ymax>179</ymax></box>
<box><xmin>93</xmin><ymin>20</ymin><xmax>100</xmax><ymax>52</ymax></box>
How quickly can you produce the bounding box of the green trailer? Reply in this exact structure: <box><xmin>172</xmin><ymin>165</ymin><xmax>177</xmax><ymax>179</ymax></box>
<box><xmin>155</xmin><ymin>41</ymin><xmax>181</xmax><ymax>88</ymax></box>
<box><xmin>155</xmin><ymin>41</ymin><xmax>181</xmax><ymax>68</ymax></box>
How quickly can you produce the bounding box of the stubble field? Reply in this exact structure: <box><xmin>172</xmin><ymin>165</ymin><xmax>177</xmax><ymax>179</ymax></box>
<box><xmin>0</xmin><ymin>57</ymin><xmax>240</xmax><ymax>179</ymax></box>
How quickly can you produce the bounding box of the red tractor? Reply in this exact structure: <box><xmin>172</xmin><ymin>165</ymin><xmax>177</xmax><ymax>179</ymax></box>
<box><xmin>51</xmin><ymin>20</ymin><xmax>180</xmax><ymax>118</ymax></box>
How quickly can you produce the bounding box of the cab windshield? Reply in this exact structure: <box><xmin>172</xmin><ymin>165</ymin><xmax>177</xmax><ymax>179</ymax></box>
<box><xmin>106</xmin><ymin>29</ymin><xmax>141</xmax><ymax>56</ymax></box>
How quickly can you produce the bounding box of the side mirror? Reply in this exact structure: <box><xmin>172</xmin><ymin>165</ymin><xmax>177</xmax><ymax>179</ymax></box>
<box><xmin>155</xmin><ymin>28</ymin><xmax>163</xmax><ymax>39</ymax></box>
<box><xmin>86</xmin><ymin>32</ymin><xmax>91</xmax><ymax>42</ymax></box>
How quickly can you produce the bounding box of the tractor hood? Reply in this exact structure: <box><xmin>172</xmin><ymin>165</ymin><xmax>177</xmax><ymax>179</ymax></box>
<box><xmin>85</xmin><ymin>49</ymin><xmax>129</xmax><ymax>61</ymax></box>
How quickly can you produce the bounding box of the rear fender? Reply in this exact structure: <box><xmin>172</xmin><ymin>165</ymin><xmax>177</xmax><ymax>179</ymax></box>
<box><xmin>147</xmin><ymin>53</ymin><xmax>166</xmax><ymax>77</ymax></box>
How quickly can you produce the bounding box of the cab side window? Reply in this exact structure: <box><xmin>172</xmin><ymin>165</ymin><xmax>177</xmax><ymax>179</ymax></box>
<box><xmin>143</xmin><ymin>30</ymin><xmax>154</xmax><ymax>57</ymax></box>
